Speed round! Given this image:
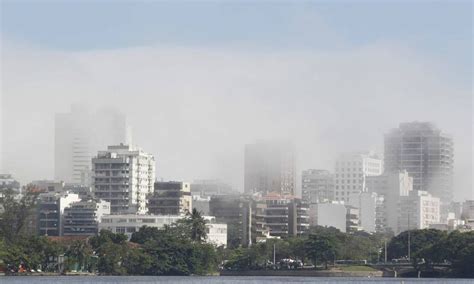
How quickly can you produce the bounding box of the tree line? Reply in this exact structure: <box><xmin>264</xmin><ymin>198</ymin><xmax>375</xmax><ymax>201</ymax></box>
<box><xmin>0</xmin><ymin>188</ymin><xmax>473</xmax><ymax>277</ymax></box>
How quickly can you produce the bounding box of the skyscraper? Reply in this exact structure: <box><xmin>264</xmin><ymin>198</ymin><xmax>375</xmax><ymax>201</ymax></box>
<box><xmin>384</xmin><ymin>122</ymin><xmax>454</xmax><ymax>218</ymax></box>
<box><xmin>92</xmin><ymin>144</ymin><xmax>155</xmax><ymax>214</ymax></box>
<box><xmin>244</xmin><ymin>141</ymin><xmax>295</xmax><ymax>196</ymax></box>
<box><xmin>334</xmin><ymin>152</ymin><xmax>383</xmax><ymax>203</ymax></box>
<box><xmin>55</xmin><ymin>105</ymin><xmax>131</xmax><ymax>185</ymax></box>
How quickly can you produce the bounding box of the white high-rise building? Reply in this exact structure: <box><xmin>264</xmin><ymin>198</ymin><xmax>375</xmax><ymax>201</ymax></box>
<box><xmin>334</xmin><ymin>152</ymin><xmax>382</xmax><ymax>203</ymax></box>
<box><xmin>92</xmin><ymin>144</ymin><xmax>155</xmax><ymax>214</ymax></box>
<box><xmin>55</xmin><ymin>105</ymin><xmax>131</xmax><ymax>185</ymax></box>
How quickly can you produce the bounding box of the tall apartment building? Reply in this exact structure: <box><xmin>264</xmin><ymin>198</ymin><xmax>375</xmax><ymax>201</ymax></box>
<box><xmin>148</xmin><ymin>181</ymin><xmax>192</xmax><ymax>216</ymax></box>
<box><xmin>366</xmin><ymin>171</ymin><xmax>413</xmax><ymax>233</ymax></box>
<box><xmin>302</xmin><ymin>169</ymin><xmax>334</xmax><ymax>204</ymax></box>
<box><xmin>244</xmin><ymin>141</ymin><xmax>296</xmax><ymax>196</ymax></box>
<box><xmin>55</xmin><ymin>105</ymin><xmax>131</xmax><ymax>185</ymax></box>
<box><xmin>398</xmin><ymin>190</ymin><xmax>440</xmax><ymax>233</ymax></box>
<box><xmin>92</xmin><ymin>144</ymin><xmax>155</xmax><ymax>214</ymax></box>
<box><xmin>63</xmin><ymin>199</ymin><xmax>110</xmax><ymax>236</ymax></box>
<box><xmin>334</xmin><ymin>152</ymin><xmax>383</xmax><ymax>203</ymax></box>
<box><xmin>384</xmin><ymin>122</ymin><xmax>454</xmax><ymax>219</ymax></box>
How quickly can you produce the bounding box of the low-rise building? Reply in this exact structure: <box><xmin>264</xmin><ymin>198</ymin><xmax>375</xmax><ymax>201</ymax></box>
<box><xmin>148</xmin><ymin>181</ymin><xmax>192</xmax><ymax>216</ymax></box>
<box><xmin>309</xmin><ymin>202</ymin><xmax>347</xmax><ymax>232</ymax></box>
<box><xmin>37</xmin><ymin>192</ymin><xmax>80</xmax><ymax>236</ymax></box>
<box><xmin>99</xmin><ymin>214</ymin><xmax>227</xmax><ymax>247</ymax></box>
<box><xmin>63</xmin><ymin>199</ymin><xmax>111</xmax><ymax>236</ymax></box>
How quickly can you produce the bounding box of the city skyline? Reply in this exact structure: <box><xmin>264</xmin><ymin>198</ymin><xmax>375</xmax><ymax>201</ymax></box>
<box><xmin>1</xmin><ymin>2</ymin><xmax>472</xmax><ymax>201</ymax></box>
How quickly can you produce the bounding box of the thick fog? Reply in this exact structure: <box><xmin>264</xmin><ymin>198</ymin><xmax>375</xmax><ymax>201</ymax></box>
<box><xmin>0</xmin><ymin>2</ymin><xmax>472</xmax><ymax>201</ymax></box>
<box><xmin>1</xmin><ymin>41</ymin><xmax>472</xmax><ymax>200</ymax></box>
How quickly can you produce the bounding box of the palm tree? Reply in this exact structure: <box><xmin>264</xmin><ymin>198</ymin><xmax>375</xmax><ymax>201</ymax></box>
<box><xmin>188</xmin><ymin>209</ymin><xmax>207</xmax><ymax>243</ymax></box>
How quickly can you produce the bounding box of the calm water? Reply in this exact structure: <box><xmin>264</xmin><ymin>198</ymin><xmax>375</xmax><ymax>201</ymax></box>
<box><xmin>0</xmin><ymin>276</ymin><xmax>471</xmax><ymax>284</ymax></box>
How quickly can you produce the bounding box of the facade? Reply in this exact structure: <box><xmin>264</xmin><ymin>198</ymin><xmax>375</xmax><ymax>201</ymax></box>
<box><xmin>148</xmin><ymin>181</ymin><xmax>192</xmax><ymax>216</ymax></box>
<box><xmin>260</xmin><ymin>194</ymin><xmax>309</xmax><ymax>237</ymax></box>
<box><xmin>92</xmin><ymin>144</ymin><xmax>155</xmax><ymax>214</ymax></box>
<box><xmin>398</xmin><ymin>190</ymin><xmax>440</xmax><ymax>233</ymax></box>
<box><xmin>244</xmin><ymin>141</ymin><xmax>296</xmax><ymax>196</ymax></box>
<box><xmin>334</xmin><ymin>152</ymin><xmax>382</xmax><ymax>203</ymax></box>
<box><xmin>209</xmin><ymin>195</ymin><xmax>268</xmax><ymax>247</ymax></box>
<box><xmin>302</xmin><ymin>169</ymin><xmax>334</xmax><ymax>204</ymax></box>
<box><xmin>384</xmin><ymin>122</ymin><xmax>454</xmax><ymax>219</ymax></box>
<box><xmin>37</xmin><ymin>192</ymin><xmax>80</xmax><ymax>236</ymax></box>
<box><xmin>366</xmin><ymin>171</ymin><xmax>413</xmax><ymax>233</ymax></box>
<box><xmin>63</xmin><ymin>199</ymin><xmax>110</xmax><ymax>236</ymax></box>
<box><xmin>348</xmin><ymin>192</ymin><xmax>377</xmax><ymax>233</ymax></box>
<box><xmin>55</xmin><ymin>105</ymin><xmax>131</xmax><ymax>185</ymax></box>
<box><xmin>309</xmin><ymin>202</ymin><xmax>347</xmax><ymax>232</ymax></box>
<box><xmin>99</xmin><ymin>214</ymin><xmax>227</xmax><ymax>247</ymax></box>
<box><xmin>190</xmin><ymin>180</ymin><xmax>235</xmax><ymax>197</ymax></box>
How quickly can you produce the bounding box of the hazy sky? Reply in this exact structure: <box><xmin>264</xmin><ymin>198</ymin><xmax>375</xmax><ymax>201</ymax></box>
<box><xmin>1</xmin><ymin>1</ymin><xmax>472</xmax><ymax>200</ymax></box>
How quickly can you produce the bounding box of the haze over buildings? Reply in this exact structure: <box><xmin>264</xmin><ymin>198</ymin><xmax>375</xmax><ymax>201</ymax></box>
<box><xmin>1</xmin><ymin>2</ymin><xmax>472</xmax><ymax>201</ymax></box>
<box><xmin>55</xmin><ymin>105</ymin><xmax>131</xmax><ymax>184</ymax></box>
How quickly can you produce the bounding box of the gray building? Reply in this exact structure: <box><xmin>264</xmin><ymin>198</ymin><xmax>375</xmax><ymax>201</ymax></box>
<box><xmin>37</xmin><ymin>192</ymin><xmax>80</xmax><ymax>236</ymax></box>
<box><xmin>190</xmin><ymin>180</ymin><xmax>235</xmax><ymax>197</ymax></box>
<box><xmin>261</xmin><ymin>194</ymin><xmax>309</xmax><ymax>237</ymax></box>
<box><xmin>244</xmin><ymin>141</ymin><xmax>295</xmax><ymax>196</ymax></box>
<box><xmin>63</xmin><ymin>199</ymin><xmax>110</xmax><ymax>236</ymax></box>
<box><xmin>148</xmin><ymin>181</ymin><xmax>192</xmax><ymax>216</ymax></box>
<box><xmin>384</xmin><ymin>122</ymin><xmax>454</xmax><ymax>219</ymax></box>
<box><xmin>302</xmin><ymin>169</ymin><xmax>334</xmax><ymax>203</ymax></box>
<box><xmin>209</xmin><ymin>195</ymin><xmax>267</xmax><ymax>247</ymax></box>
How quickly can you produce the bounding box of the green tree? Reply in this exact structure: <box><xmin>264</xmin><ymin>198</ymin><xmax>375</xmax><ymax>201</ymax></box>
<box><xmin>0</xmin><ymin>187</ymin><xmax>39</xmax><ymax>243</ymax></box>
<box><xmin>305</xmin><ymin>234</ymin><xmax>338</xmax><ymax>269</ymax></box>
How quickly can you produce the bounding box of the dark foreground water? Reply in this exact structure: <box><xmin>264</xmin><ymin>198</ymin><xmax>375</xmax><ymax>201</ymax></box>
<box><xmin>0</xmin><ymin>276</ymin><xmax>472</xmax><ymax>284</ymax></box>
